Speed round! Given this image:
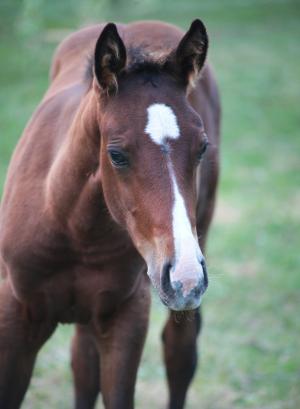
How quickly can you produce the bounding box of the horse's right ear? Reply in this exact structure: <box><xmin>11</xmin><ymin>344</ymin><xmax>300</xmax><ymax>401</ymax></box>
<box><xmin>94</xmin><ymin>23</ymin><xmax>126</xmax><ymax>95</ymax></box>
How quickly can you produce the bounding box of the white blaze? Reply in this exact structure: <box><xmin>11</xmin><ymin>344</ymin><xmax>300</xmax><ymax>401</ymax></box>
<box><xmin>145</xmin><ymin>104</ymin><xmax>179</xmax><ymax>144</ymax></box>
<box><xmin>168</xmin><ymin>163</ymin><xmax>204</xmax><ymax>295</ymax></box>
<box><xmin>145</xmin><ymin>103</ymin><xmax>204</xmax><ymax>295</ymax></box>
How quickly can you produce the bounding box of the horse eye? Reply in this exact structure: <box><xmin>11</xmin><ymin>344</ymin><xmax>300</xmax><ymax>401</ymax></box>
<box><xmin>108</xmin><ymin>149</ymin><xmax>129</xmax><ymax>168</ymax></box>
<box><xmin>196</xmin><ymin>138</ymin><xmax>209</xmax><ymax>163</ymax></box>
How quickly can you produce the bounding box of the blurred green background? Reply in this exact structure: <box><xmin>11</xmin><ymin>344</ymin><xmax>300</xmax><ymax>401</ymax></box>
<box><xmin>0</xmin><ymin>0</ymin><xmax>300</xmax><ymax>408</ymax></box>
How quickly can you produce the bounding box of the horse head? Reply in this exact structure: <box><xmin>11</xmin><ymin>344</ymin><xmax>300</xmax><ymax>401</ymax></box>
<box><xmin>93</xmin><ymin>20</ymin><xmax>209</xmax><ymax>311</ymax></box>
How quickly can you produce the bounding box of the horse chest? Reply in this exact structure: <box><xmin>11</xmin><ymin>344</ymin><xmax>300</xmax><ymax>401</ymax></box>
<box><xmin>70</xmin><ymin>246</ymin><xmax>145</xmax><ymax>323</ymax></box>
<box><xmin>6</xmin><ymin>221</ymin><xmax>145</xmax><ymax>324</ymax></box>
<box><xmin>21</xmin><ymin>260</ymin><xmax>145</xmax><ymax>325</ymax></box>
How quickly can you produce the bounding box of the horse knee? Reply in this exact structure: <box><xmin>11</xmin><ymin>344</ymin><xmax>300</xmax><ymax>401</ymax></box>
<box><xmin>162</xmin><ymin>310</ymin><xmax>202</xmax><ymax>409</ymax></box>
<box><xmin>162</xmin><ymin>310</ymin><xmax>202</xmax><ymax>377</ymax></box>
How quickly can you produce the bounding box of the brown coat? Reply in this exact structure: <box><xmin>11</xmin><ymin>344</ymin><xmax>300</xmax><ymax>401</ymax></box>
<box><xmin>0</xmin><ymin>20</ymin><xmax>220</xmax><ymax>409</ymax></box>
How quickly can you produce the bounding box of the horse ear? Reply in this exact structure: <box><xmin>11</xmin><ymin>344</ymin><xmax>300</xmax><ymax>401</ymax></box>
<box><xmin>94</xmin><ymin>23</ymin><xmax>126</xmax><ymax>95</ymax></box>
<box><xmin>171</xmin><ymin>19</ymin><xmax>208</xmax><ymax>87</ymax></box>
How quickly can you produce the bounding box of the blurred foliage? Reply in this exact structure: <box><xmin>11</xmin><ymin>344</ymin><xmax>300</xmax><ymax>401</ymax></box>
<box><xmin>2</xmin><ymin>0</ymin><xmax>299</xmax><ymax>39</ymax></box>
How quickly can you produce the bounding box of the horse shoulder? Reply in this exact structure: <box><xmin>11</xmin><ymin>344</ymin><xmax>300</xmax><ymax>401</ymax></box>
<box><xmin>0</xmin><ymin>84</ymin><xmax>86</xmax><ymax>274</ymax></box>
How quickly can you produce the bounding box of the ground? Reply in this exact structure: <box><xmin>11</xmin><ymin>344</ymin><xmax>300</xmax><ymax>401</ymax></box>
<box><xmin>0</xmin><ymin>0</ymin><xmax>299</xmax><ymax>408</ymax></box>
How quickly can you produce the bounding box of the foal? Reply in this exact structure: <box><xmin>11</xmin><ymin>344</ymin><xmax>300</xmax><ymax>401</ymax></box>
<box><xmin>0</xmin><ymin>19</ymin><xmax>220</xmax><ymax>409</ymax></box>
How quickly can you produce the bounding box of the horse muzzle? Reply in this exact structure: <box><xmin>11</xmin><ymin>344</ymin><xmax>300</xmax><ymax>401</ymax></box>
<box><xmin>158</xmin><ymin>257</ymin><xmax>208</xmax><ymax>311</ymax></box>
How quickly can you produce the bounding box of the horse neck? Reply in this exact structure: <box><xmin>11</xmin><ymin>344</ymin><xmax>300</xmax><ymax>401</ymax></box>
<box><xmin>45</xmin><ymin>90</ymin><xmax>100</xmax><ymax>225</ymax></box>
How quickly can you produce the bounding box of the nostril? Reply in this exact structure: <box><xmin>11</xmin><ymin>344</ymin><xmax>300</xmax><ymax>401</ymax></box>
<box><xmin>201</xmin><ymin>258</ymin><xmax>208</xmax><ymax>288</ymax></box>
<box><xmin>193</xmin><ymin>285</ymin><xmax>202</xmax><ymax>297</ymax></box>
<box><xmin>161</xmin><ymin>262</ymin><xmax>172</xmax><ymax>294</ymax></box>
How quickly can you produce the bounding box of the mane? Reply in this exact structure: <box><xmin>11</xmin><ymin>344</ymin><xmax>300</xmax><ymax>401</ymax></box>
<box><xmin>84</xmin><ymin>46</ymin><xmax>172</xmax><ymax>87</ymax></box>
<box><xmin>84</xmin><ymin>53</ymin><xmax>95</xmax><ymax>83</ymax></box>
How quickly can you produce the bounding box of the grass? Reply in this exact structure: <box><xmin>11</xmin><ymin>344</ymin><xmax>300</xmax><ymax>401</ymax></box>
<box><xmin>0</xmin><ymin>0</ymin><xmax>300</xmax><ymax>408</ymax></box>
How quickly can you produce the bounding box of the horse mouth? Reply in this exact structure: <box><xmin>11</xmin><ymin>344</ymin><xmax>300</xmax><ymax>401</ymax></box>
<box><xmin>159</xmin><ymin>286</ymin><xmax>204</xmax><ymax>311</ymax></box>
<box><xmin>148</xmin><ymin>270</ymin><xmax>207</xmax><ymax>311</ymax></box>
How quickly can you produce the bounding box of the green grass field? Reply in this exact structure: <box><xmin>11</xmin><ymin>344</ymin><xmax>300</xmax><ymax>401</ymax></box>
<box><xmin>0</xmin><ymin>0</ymin><xmax>299</xmax><ymax>408</ymax></box>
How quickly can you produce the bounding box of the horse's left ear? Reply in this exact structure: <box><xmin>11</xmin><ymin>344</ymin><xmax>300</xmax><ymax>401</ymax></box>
<box><xmin>94</xmin><ymin>23</ymin><xmax>127</xmax><ymax>95</ymax></box>
<box><xmin>171</xmin><ymin>19</ymin><xmax>208</xmax><ymax>86</ymax></box>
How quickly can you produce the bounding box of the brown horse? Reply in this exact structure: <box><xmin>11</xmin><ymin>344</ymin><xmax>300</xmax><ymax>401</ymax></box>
<box><xmin>0</xmin><ymin>19</ymin><xmax>220</xmax><ymax>409</ymax></box>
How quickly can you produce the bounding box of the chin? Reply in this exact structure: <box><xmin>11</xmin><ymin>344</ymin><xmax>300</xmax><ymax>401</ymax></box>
<box><xmin>160</xmin><ymin>294</ymin><xmax>203</xmax><ymax>311</ymax></box>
